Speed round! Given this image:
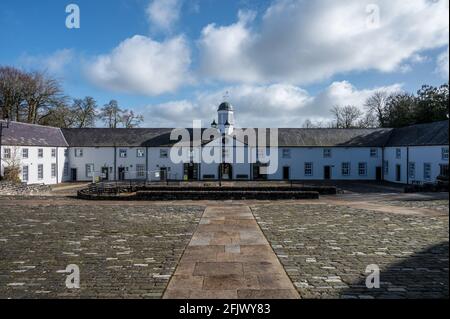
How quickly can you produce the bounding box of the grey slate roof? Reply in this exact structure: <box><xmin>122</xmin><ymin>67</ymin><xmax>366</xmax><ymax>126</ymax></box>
<box><xmin>273</xmin><ymin>128</ymin><xmax>394</xmax><ymax>147</ymax></box>
<box><xmin>1</xmin><ymin>121</ymin><xmax>68</xmax><ymax>147</ymax></box>
<box><xmin>3</xmin><ymin>120</ymin><xmax>447</xmax><ymax>148</ymax></box>
<box><xmin>61</xmin><ymin>127</ymin><xmax>395</xmax><ymax>147</ymax></box>
<box><xmin>385</xmin><ymin>120</ymin><xmax>449</xmax><ymax>147</ymax></box>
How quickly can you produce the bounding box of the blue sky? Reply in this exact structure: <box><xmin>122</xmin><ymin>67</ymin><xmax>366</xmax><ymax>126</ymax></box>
<box><xmin>0</xmin><ymin>0</ymin><xmax>448</xmax><ymax>127</ymax></box>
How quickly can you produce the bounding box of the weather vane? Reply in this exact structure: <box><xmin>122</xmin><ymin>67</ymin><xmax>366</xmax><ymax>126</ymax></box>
<box><xmin>223</xmin><ymin>91</ymin><xmax>230</xmax><ymax>101</ymax></box>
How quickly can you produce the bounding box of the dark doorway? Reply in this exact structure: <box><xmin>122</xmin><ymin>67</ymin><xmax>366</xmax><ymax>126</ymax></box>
<box><xmin>283</xmin><ymin>166</ymin><xmax>290</xmax><ymax>180</ymax></box>
<box><xmin>118</xmin><ymin>167</ymin><xmax>126</xmax><ymax>181</ymax></box>
<box><xmin>396</xmin><ymin>164</ymin><xmax>401</xmax><ymax>182</ymax></box>
<box><xmin>101</xmin><ymin>167</ymin><xmax>109</xmax><ymax>181</ymax></box>
<box><xmin>324</xmin><ymin>166</ymin><xmax>331</xmax><ymax>180</ymax></box>
<box><xmin>376</xmin><ymin>166</ymin><xmax>382</xmax><ymax>181</ymax></box>
<box><xmin>70</xmin><ymin>168</ymin><xmax>77</xmax><ymax>182</ymax></box>
<box><xmin>160</xmin><ymin>167</ymin><xmax>168</xmax><ymax>181</ymax></box>
<box><xmin>219</xmin><ymin>164</ymin><xmax>233</xmax><ymax>180</ymax></box>
<box><xmin>184</xmin><ymin>163</ymin><xmax>199</xmax><ymax>181</ymax></box>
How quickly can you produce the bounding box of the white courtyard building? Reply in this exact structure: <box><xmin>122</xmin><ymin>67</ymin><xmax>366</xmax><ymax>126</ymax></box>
<box><xmin>1</xmin><ymin>103</ymin><xmax>448</xmax><ymax>185</ymax></box>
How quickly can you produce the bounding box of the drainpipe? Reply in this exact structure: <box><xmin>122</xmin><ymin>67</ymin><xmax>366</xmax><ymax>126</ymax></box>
<box><xmin>146</xmin><ymin>146</ymin><xmax>149</xmax><ymax>182</ymax></box>
<box><xmin>56</xmin><ymin>147</ymin><xmax>59</xmax><ymax>185</ymax></box>
<box><xmin>406</xmin><ymin>146</ymin><xmax>410</xmax><ymax>185</ymax></box>
<box><xmin>114</xmin><ymin>146</ymin><xmax>117</xmax><ymax>181</ymax></box>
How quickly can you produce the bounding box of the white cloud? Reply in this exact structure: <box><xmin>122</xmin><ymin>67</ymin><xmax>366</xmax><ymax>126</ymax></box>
<box><xmin>19</xmin><ymin>49</ymin><xmax>74</xmax><ymax>75</ymax></box>
<box><xmin>198</xmin><ymin>0</ymin><xmax>449</xmax><ymax>84</ymax></box>
<box><xmin>86</xmin><ymin>35</ymin><xmax>191</xmax><ymax>96</ymax></box>
<box><xmin>146</xmin><ymin>0</ymin><xmax>183</xmax><ymax>33</ymax></box>
<box><xmin>437</xmin><ymin>47</ymin><xmax>449</xmax><ymax>79</ymax></box>
<box><xmin>143</xmin><ymin>81</ymin><xmax>403</xmax><ymax>127</ymax></box>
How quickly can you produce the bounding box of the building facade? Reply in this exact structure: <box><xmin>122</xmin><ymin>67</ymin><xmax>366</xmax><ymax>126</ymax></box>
<box><xmin>1</xmin><ymin>103</ymin><xmax>448</xmax><ymax>185</ymax></box>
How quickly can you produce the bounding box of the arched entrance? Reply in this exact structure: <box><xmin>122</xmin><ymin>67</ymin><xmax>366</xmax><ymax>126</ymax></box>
<box><xmin>219</xmin><ymin>163</ymin><xmax>233</xmax><ymax>180</ymax></box>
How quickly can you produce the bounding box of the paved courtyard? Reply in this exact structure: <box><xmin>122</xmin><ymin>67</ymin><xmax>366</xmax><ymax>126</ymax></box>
<box><xmin>252</xmin><ymin>199</ymin><xmax>449</xmax><ymax>299</ymax></box>
<box><xmin>0</xmin><ymin>190</ymin><xmax>448</xmax><ymax>299</ymax></box>
<box><xmin>0</xmin><ymin>198</ymin><xmax>203</xmax><ymax>299</ymax></box>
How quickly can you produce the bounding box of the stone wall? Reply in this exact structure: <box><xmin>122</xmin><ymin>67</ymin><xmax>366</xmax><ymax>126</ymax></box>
<box><xmin>0</xmin><ymin>181</ymin><xmax>51</xmax><ymax>196</ymax></box>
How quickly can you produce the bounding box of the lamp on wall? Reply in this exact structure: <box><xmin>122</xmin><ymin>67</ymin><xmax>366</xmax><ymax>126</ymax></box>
<box><xmin>0</xmin><ymin>114</ymin><xmax>11</xmax><ymax>181</ymax></box>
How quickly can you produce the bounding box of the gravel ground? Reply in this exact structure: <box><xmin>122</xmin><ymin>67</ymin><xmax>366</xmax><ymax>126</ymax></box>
<box><xmin>381</xmin><ymin>200</ymin><xmax>449</xmax><ymax>212</ymax></box>
<box><xmin>0</xmin><ymin>200</ymin><xmax>203</xmax><ymax>299</ymax></box>
<box><xmin>252</xmin><ymin>203</ymin><xmax>449</xmax><ymax>299</ymax></box>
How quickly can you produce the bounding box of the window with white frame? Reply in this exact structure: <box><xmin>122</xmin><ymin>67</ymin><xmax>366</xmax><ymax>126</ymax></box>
<box><xmin>304</xmin><ymin>162</ymin><xmax>313</xmax><ymax>176</ymax></box>
<box><xmin>323</xmin><ymin>149</ymin><xmax>332</xmax><ymax>158</ymax></box>
<box><xmin>137</xmin><ymin>149</ymin><xmax>145</xmax><ymax>158</ymax></box>
<box><xmin>442</xmin><ymin>147</ymin><xmax>449</xmax><ymax>160</ymax></box>
<box><xmin>396</xmin><ymin>148</ymin><xmax>401</xmax><ymax>159</ymax></box>
<box><xmin>22</xmin><ymin>166</ymin><xmax>29</xmax><ymax>182</ymax></box>
<box><xmin>22</xmin><ymin>148</ymin><xmax>29</xmax><ymax>159</ymax></box>
<box><xmin>384</xmin><ymin>160</ymin><xmax>389</xmax><ymax>175</ymax></box>
<box><xmin>75</xmin><ymin>149</ymin><xmax>83</xmax><ymax>158</ymax></box>
<box><xmin>370</xmin><ymin>148</ymin><xmax>378</xmax><ymax>157</ymax></box>
<box><xmin>119</xmin><ymin>149</ymin><xmax>127</xmax><ymax>158</ymax></box>
<box><xmin>38</xmin><ymin>164</ymin><xmax>44</xmax><ymax>180</ymax></box>
<box><xmin>3</xmin><ymin>148</ymin><xmax>11</xmax><ymax>159</ymax></box>
<box><xmin>136</xmin><ymin>164</ymin><xmax>146</xmax><ymax>178</ymax></box>
<box><xmin>358</xmin><ymin>162</ymin><xmax>367</xmax><ymax>176</ymax></box>
<box><xmin>282</xmin><ymin>149</ymin><xmax>291</xmax><ymax>159</ymax></box>
<box><xmin>64</xmin><ymin>162</ymin><xmax>69</xmax><ymax>176</ymax></box>
<box><xmin>408</xmin><ymin>162</ymin><xmax>416</xmax><ymax>179</ymax></box>
<box><xmin>160</xmin><ymin>149</ymin><xmax>168</xmax><ymax>158</ymax></box>
<box><xmin>86</xmin><ymin>164</ymin><xmax>94</xmax><ymax>178</ymax></box>
<box><xmin>38</xmin><ymin>148</ymin><xmax>44</xmax><ymax>158</ymax></box>
<box><xmin>342</xmin><ymin>162</ymin><xmax>351</xmax><ymax>176</ymax></box>
<box><xmin>424</xmin><ymin>163</ymin><xmax>431</xmax><ymax>180</ymax></box>
<box><xmin>64</xmin><ymin>149</ymin><xmax>69</xmax><ymax>157</ymax></box>
<box><xmin>51</xmin><ymin>163</ymin><xmax>57</xmax><ymax>178</ymax></box>
<box><xmin>51</xmin><ymin>148</ymin><xmax>56</xmax><ymax>158</ymax></box>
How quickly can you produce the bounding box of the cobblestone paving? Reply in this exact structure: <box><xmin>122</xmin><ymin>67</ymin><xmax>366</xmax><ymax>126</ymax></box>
<box><xmin>381</xmin><ymin>200</ymin><xmax>449</xmax><ymax>212</ymax></box>
<box><xmin>252</xmin><ymin>203</ymin><xmax>449</xmax><ymax>299</ymax></box>
<box><xmin>0</xmin><ymin>199</ymin><xmax>203</xmax><ymax>299</ymax></box>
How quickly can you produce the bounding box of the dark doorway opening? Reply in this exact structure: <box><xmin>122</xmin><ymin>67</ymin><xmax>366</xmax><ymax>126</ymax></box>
<box><xmin>101</xmin><ymin>167</ymin><xmax>109</xmax><ymax>181</ymax></box>
<box><xmin>184</xmin><ymin>163</ymin><xmax>199</xmax><ymax>181</ymax></box>
<box><xmin>324</xmin><ymin>166</ymin><xmax>331</xmax><ymax>180</ymax></box>
<box><xmin>396</xmin><ymin>164</ymin><xmax>401</xmax><ymax>182</ymax></box>
<box><xmin>160</xmin><ymin>167</ymin><xmax>168</xmax><ymax>181</ymax></box>
<box><xmin>118</xmin><ymin>167</ymin><xmax>126</xmax><ymax>181</ymax></box>
<box><xmin>376</xmin><ymin>166</ymin><xmax>382</xmax><ymax>181</ymax></box>
<box><xmin>283</xmin><ymin>166</ymin><xmax>290</xmax><ymax>180</ymax></box>
<box><xmin>219</xmin><ymin>164</ymin><xmax>233</xmax><ymax>180</ymax></box>
<box><xmin>70</xmin><ymin>168</ymin><xmax>77</xmax><ymax>182</ymax></box>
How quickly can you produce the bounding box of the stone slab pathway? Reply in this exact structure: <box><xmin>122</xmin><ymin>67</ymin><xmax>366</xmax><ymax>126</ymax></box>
<box><xmin>163</xmin><ymin>205</ymin><xmax>300</xmax><ymax>299</ymax></box>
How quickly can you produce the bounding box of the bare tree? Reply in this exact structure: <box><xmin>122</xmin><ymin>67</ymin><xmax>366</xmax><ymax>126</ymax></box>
<box><xmin>120</xmin><ymin>109</ymin><xmax>144</xmax><ymax>128</ymax></box>
<box><xmin>364</xmin><ymin>91</ymin><xmax>390</xmax><ymax>127</ymax></box>
<box><xmin>331</xmin><ymin>105</ymin><xmax>363</xmax><ymax>128</ymax></box>
<box><xmin>72</xmin><ymin>97</ymin><xmax>98</xmax><ymax>128</ymax></box>
<box><xmin>0</xmin><ymin>67</ymin><xmax>27</xmax><ymax>121</ymax></box>
<box><xmin>22</xmin><ymin>71</ymin><xmax>64</xmax><ymax>124</ymax></box>
<box><xmin>100</xmin><ymin>100</ymin><xmax>122</xmax><ymax>128</ymax></box>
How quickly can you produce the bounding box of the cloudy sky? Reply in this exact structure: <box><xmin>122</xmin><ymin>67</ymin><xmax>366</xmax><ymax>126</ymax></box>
<box><xmin>0</xmin><ymin>0</ymin><xmax>448</xmax><ymax>127</ymax></box>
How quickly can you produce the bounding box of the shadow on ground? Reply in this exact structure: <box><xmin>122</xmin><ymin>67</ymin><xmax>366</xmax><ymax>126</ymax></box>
<box><xmin>342</xmin><ymin>242</ymin><xmax>449</xmax><ymax>299</ymax></box>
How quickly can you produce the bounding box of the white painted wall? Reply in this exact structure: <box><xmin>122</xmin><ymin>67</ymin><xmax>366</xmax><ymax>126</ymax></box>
<box><xmin>265</xmin><ymin>147</ymin><xmax>383</xmax><ymax>180</ymax></box>
<box><xmin>3</xmin><ymin>143</ymin><xmax>448</xmax><ymax>185</ymax></box>
<box><xmin>384</xmin><ymin>145</ymin><xmax>449</xmax><ymax>184</ymax></box>
<box><xmin>1</xmin><ymin>145</ymin><xmax>68</xmax><ymax>185</ymax></box>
